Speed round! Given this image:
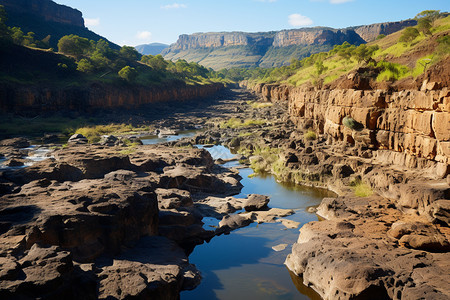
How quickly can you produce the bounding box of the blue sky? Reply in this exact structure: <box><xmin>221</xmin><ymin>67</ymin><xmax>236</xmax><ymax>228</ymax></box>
<box><xmin>54</xmin><ymin>0</ymin><xmax>449</xmax><ymax>46</ymax></box>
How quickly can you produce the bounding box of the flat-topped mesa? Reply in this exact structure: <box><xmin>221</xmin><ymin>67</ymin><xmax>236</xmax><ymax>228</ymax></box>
<box><xmin>273</xmin><ymin>28</ymin><xmax>365</xmax><ymax>47</ymax></box>
<box><xmin>1</xmin><ymin>0</ymin><xmax>85</xmax><ymax>28</ymax></box>
<box><xmin>163</xmin><ymin>20</ymin><xmax>415</xmax><ymax>69</ymax></box>
<box><xmin>165</xmin><ymin>31</ymin><xmax>275</xmax><ymax>51</ymax></box>
<box><xmin>351</xmin><ymin>19</ymin><xmax>417</xmax><ymax>42</ymax></box>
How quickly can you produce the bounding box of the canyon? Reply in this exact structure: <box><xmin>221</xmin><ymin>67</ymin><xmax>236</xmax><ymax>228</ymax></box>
<box><xmin>162</xmin><ymin>20</ymin><xmax>416</xmax><ymax>69</ymax></box>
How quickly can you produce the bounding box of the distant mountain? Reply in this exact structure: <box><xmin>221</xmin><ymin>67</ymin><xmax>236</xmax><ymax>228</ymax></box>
<box><xmin>0</xmin><ymin>0</ymin><xmax>119</xmax><ymax>49</ymax></box>
<box><xmin>162</xmin><ymin>20</ymin><xmax>416</xmax><ymax>70</ymax></box>
<box><xmin>135</xmin><ymin>43</ymin><xmax>169</xmax><ymax>56</ymax></box>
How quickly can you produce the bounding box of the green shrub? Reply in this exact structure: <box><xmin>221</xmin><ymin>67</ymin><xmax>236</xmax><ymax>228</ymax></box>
<box><xmin>304</xmin><ymin>130</ymin><xmax>317</xmax><ymax>140</ymax></box>
<box><xmin>220</xmin><ymin>118</ymin><xmax>265</xmax><ymax>129</ymax></box>
<box><xmin>399</xmin><ymin>27</ymin><xmax>420</xmax><ymax>44</ymax></box>
<box><xmin>351</xmin><ymin>180</ymin><xmax>373</xmax><ymax>197</ymax></box>
<box><xmin>118</xmin><ymin>66</ymin><xmax>137</xmax><ymax>82</ymax></box>
<box><xmin>376</xmin><ymin>61</ymin><xmax>409</xmax><ymax>81</ymax></box>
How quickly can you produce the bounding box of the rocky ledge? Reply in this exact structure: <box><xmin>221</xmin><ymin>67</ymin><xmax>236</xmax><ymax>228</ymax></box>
<box><xmin>0</xmin><ymin>142</ymin><xmax>239</xmax><ymax>299</ymax></box>
<box><xmin>0</xmin><ymin>126</ymin><xmax>299</xmax><ymax>299</ymax></box>
<box><xmin>181</xmin><ymin>86</ymin><xmax>450</xmax><ymax>299</ymax></box>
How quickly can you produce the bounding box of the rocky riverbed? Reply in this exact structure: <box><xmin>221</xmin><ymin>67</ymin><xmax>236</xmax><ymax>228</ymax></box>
<box><xmin>0</xmin><ymin>87</ymin><xmax>449</xmax><ymax>299</ymax></box>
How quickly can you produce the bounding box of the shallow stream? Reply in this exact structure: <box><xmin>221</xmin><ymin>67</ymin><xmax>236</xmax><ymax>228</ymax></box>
<box><xmin>141</xmin><ymin>134</ymin><xmax>332</xmax><ymax>300</ymax></box>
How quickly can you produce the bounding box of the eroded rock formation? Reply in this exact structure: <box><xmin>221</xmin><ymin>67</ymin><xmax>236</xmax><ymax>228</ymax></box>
<box><xmin>240</xmin><ymin>77</ymin><xmax>449</xmax><ymax>299</ymax></box>
<box><xmin>0</xmin><ymin>144</ymin><xmax>243</xmax><ymax>299</ymax></box>
<box><xmin>0</xmin><ymin>82</ymin><xmax>224</xmax><ymax>113</ymax></box>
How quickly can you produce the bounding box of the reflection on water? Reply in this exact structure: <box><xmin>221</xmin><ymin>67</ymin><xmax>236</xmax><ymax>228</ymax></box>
<box><xmin>182</xmin><ymin>145</ymin><xmax>332</xmax><ymax>300</ymax></box>
<box><xmin>288</xmin><ymin>270</ymin><xmax>322</xmax><ymax>300</ymax></box>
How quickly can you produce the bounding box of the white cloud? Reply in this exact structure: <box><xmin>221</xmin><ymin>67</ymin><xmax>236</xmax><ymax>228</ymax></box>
<box><xmin>136</xmin><ymin>31</ymin><xmax>152</xmax><ymax>40</ymax></box>
<box><xmin>161</xmin><ymin>3</ymin><xmax>187</xmax><ymax>9</ymax></box>
<box><xmin>84</xmin><ymin>18</ymin><xmax>100</xmax><ymax>27</ymax></box>
<box><xmin>288</xmin><ymin>14</ymin><xmax>313</xmax><ymax>27</ymax></box>
<box><xmin>330</xmin><ymin>0</ymin><xmax>354</xmax><ymax>3</ymax></box>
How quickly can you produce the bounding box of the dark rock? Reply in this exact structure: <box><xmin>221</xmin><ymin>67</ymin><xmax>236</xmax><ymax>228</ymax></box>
<box><xmin>99</xmin><ymin>135</ymin><xmax>118</xmax><ymax>146</ymax></box>
<box><xmin>0</xmin><ymin>138</ymin><xmax>30</xmax><ymax>148</ymax></box>
<box><xmin>68</xmin><ymin>134</ymin><xmax>88</xmax><ymax>144</ymax></box>
<box><xmin>218</xmin><ymin>214</ymin><xmax>252</xmax><ymax>232</ymax></box>
<box><xmin>244</xmin><ymin>194</ymin><xmax>270</xmax><ymax>212</ymax></box>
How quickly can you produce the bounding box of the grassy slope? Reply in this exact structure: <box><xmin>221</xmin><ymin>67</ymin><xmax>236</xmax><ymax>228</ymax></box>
<box><xmin>265</xmin><ymin>16</ymin><xmax>450</xmax><ymax>87</ymax></box>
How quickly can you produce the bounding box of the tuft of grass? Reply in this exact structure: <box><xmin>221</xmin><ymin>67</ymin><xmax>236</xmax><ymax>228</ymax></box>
<box><xmin>238</xmin><ymin>132</ymin><xmax>253</xmax><ymax>138</ymax></box>
<box><xmin>351</xmin><ymin>180</ymin><xmax>373</xmax><ymax>197</ymax></box>
<box><xmin>304</xmin><ymin>130</ymin><xmax>317</xmax><ymax>141</ymax></box>
<box><xmin>75</xmin><ymin>124</ymin><xmax>151</xmax><ymax>143</ymax></box>
<box><xmin>220</xmin><ymin>118</ymin><xmax>266</xmax><ymax>129</ymax></box>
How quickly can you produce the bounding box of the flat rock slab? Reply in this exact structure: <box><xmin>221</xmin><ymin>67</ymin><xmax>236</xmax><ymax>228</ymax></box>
<box><xmin>279</xmin><ymin>219</ymin><xmax>301</xmax><ymax>229</ymax></box>
<box><xmin>272</xmin><ymin>244</ymin><xmax>288</xmax><ymax>252</ymax></box>
<box><xmin>241</xmin><ymin>208</ymin><xmax>295</xmax><ymax>223</ymax></box>
<box><xmin>286</xmin><ymin>194</ymin><xmax>450</xmax><ymax>300</ymax></box>
<box><xmin>97</xmin><ymin>236</ymin><xmax>201</xmax><ymax>299</ymax></box>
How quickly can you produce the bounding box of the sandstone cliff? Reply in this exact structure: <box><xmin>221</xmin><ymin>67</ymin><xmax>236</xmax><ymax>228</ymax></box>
<box><xmin>352</xmin><ymin>20</ymin><xmax>417</xmax><ymax>42</ymax></box>
<box><xmin>251</xmin><ymin>82</ymin><xmax>449</xmax><ymax>169</ymax></box>
<box><xmin>162</xmin><ymin>20</ymin><xmax>413</xmax><ymax>69</ymax></box>
<box><xmin>272</xmin><ymin>28</ymin><xmax>364</xmax><ymax>47</ymax></box>
<box><xmin>0</xmin><ymin>82</ymin><xmax>224</xmax><ymax>114</ymax></box>
<box><xmin>238</xmin><ymin>80</ymin><xmax>449</xmax><ymax>299</ymax></box>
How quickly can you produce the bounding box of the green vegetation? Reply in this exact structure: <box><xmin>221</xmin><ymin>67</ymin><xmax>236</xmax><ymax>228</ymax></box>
<box><xmin>118</xmin><ymin>66</ymin><xmax>137</xmax><ymax>82</ymax></box>
<box><xmin>75</xmin><ymin>124</ymin><xmax>152</xmax><ymax>143</ymax></box>
<box><xmin>0</xmin><ymin>115</ymin><xmax>89</xmax><ymax>138</ymax></box>
<box><xmin>227</xmin><ymin>10</ymin><xmax>449</xmax><ymax>87</ymax></box>
<box><xmin>0</xmin><ymin>5</ymin><xmax>230</xmax><ymax>89</ymax></box>
<box><xmin>399</xmin><ymin>27</ymin><xmax>420</xmax><ymax>44</ymax></box>
<box><xmin>220</xmin><ymin>118</ymin><xmax>266</xmax><ymax>129</ymax></box>
<box><xmin>375</xmin><ymin>61</ymin><xmax>409</xmax><ymax>81</ymax></box>
<box><xmin>350</xmin><ymin>180</ymin><xmax>374</xmax><ymax>197</ymax></box>
<box><xmin>304</xmin><ymin>130</ymin><xmax>317</xmax><ymax>141</ymax></box>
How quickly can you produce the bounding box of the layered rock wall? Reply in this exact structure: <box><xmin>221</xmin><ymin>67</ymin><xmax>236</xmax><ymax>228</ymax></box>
<box><xmin>272</xmin><ymin>28</ymin><xmax>365</xmax><ymax>47</ymax></box>
<box><xmin>248</xmin><ymin>82</ymin><xmax>449</xmax><ymax>173</ymax></box>
<box><xmin>352</xmin><ymin>20</ymin><xmax>417</xmax><ymax>42</ymax></box>
<box><xmin>0</xmin><ymin>83</ymin><xmax>224</xmax><ymax>113</ymax></box>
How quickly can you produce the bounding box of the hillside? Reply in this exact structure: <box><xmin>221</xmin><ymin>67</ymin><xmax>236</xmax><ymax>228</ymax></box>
<box><xmin>135</xmin><ymin>43</ymin><xmax>169</xmax><ymax>55</ymax></box>
<box><xmin>162</xmin><ymin>20</ymin><xmax>416</xmax><ymax>70</ymax></box>
<box><xmin>239</xmin><ymin>14</ymin><xmax>449</xmax><ymax>91</ymax></box>
<box><xmin>1</xmin><ymin>0</ymin><xmax>119</xmax><ymax>49</ymax></box>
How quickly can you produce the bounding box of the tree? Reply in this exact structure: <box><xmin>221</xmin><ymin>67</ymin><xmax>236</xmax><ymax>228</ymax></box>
<box><xmin>417</xmin><ymin>18</ymin><xmax>432</xmax><ymax>35</ymax></box>
<box><xmin>399</xmin><ymin>27</ymin><xmax>419</xmax><ymax>44</ymax></box>
<box><xmin>0</xmin><ymin>5</ymin><xmax>9</xmax><ymax>39</ymax></box>
<box><xmin>314</xmin><ymin>59</ymin><xmax>327</xmax><ymax>76</ymax></box>
<box><xmin>58</xmin><ymin>35</ymin><xmax>91</xmax><ymax>59</ymax></box>
<box><xmin>22</xmin><ymin>32</ymin><xmax>36</xmax><ymax>47</ymax></box>
<box><xmin>119</xmin><ymin>46</ymin><xmax>141</xmax><ymax>61</ymax></box>
<box><xmin>118</xmin><ymin>66</ymin><xmax>138</xmax><ymax>82</ymax></box>
<box><xmin>10</xmin><ymin>27</ymin><xmax>24</xmax><ymax>44</ymax></box>
<box><xmin>76</xmin><ymin>58</ymin><xmax>95</xmax><ymax>73</ymax></box>
<box><xmin>353</xmin><ymin>44</ymin><xmax>379</xmax><ymax>64</ymax></box>
<box><xmin>415</xmin><ymin>10</ymin><xmax>440</xmax><ymax>25</ymax></box>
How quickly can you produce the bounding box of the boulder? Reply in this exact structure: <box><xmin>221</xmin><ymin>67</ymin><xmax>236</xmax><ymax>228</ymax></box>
<box><xmin>244</xmin><ymin>194</ymin><xmax>270</xmax><ymax>211</ymax></box>
<box><xmin>99</xmin><ymin>135</ymin><xmax>119</xmax><ymax>146</ymax></box>
<box><xmin>68</xmin><ymin>134</ymin><xmax>88</xmax><ymax>144</ymax></box>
